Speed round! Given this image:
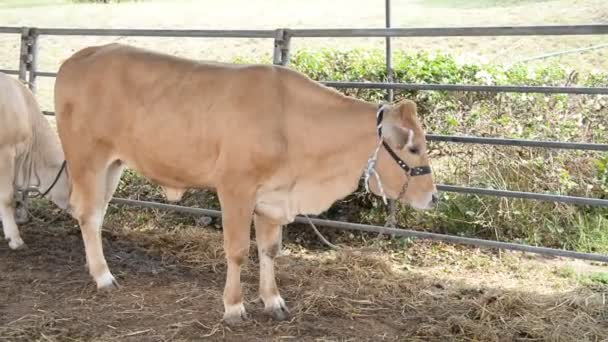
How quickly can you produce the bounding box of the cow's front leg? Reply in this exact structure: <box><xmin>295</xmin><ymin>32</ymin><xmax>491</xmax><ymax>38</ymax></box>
<box><xmin>0</xmin><ymin>192</ymin><xmax>25</xmax><ymax>250</ymax></box>
<box><xmin>254</xmin><ymin>214</ymin><xmax>289</xmax><ymax>320</ymax></box>
<box><xmin>0</xmin><ymin>148</ymin><xmax>24</xmax><ymax>250</ymax></box>
<box><xmin>218</xmin><ymin>189</ymin><xmax>255</xmax><ymax>325</ymax></box>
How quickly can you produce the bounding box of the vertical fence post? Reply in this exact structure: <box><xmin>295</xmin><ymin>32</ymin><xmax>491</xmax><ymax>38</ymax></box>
<box><xmin>272</xmin><ymin>28</ymin><xmax>292</xmax><ymax>254</ymax></box>
<box><xmin>26</xmin><ymin>28</ymin><xmax>40</xmax><ymax>92</ymax></box>
<box><xmin>385</xmin><ymin>0</ymin><xmax>393</xmax><ymax>102</ymax></box>
<box><xmin>280</xmin><ymin>30</ymin><xmax>291</xmax><ymax>66</ymax></box>
<box><xmin>273</xmin><ymin>29</ymin><xmax>284</xmax><ymax>65</ymax></box>
<box><xmin>18</xmin><ymin>27</ymin><xmax>31</xmax><ymax>83</ymax></box>
<box><xmin>273</xmin><ymin>29</ymin><xmax>291</xmax><ymax>66</ymax></box>
<box><xmin>272</xmin><ymin>28</ymin><xmax>284</xmax><ymax>250</ymax></box>
<box><xmin>384</xmin><ymin>0</ymin><xmax>399</xmax><ymax>231</ymax></box>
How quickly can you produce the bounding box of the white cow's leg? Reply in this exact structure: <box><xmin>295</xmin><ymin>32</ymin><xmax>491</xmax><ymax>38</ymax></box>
<box><xmin>0</xmin><ymin>148</ymin><xmax>24</xmax><ymax>250</ymax></box>
<box><xmin>70</xmin><ymin>167</ymin><xmax>117</xmax><ymax>289</ymax></box>
<box><xmin>218</xmin><ymin>187</ymin><xmax>255</xmax><ymax>325</ymax></box>
<box><xmin>0</xmin><ymin>194</ymin><xmax>23</xmax><ymax>250</ymax></box>
<box><xmin>254</xmin><ymin>214</ymin><xmax>289</xmax><ymax>320</ymax></box>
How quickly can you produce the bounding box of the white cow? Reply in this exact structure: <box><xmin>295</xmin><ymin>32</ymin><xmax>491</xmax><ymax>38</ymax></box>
<box><xmin>0</xmin><ymin>72</ymin><xmax>69</xmax><ymax>249</ymax></box>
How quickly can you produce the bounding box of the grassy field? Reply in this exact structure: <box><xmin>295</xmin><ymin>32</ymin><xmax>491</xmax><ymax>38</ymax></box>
<box><xmin>0</xmin><ymin>0</ymin><xmax>607</xmax><ymax>109</ymax></box>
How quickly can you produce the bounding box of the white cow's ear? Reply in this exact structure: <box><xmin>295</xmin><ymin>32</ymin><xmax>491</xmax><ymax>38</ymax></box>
<box><xmin>382</xmin><ymin>124</ymin><xmax>412</xmax><ymax>150</ymax></box>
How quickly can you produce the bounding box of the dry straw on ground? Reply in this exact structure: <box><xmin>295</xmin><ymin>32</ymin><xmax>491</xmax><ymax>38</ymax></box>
<box><xmin>1</xmin><ymin>202</ymin><xmax>607</xmax><ymax>341</ymax></box>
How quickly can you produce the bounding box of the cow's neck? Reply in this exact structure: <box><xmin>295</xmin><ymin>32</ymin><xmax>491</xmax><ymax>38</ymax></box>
<box><xmin>289</xmin><ymin>94</ymin><xmax>380</xmax><ymax>218</ymax></box>
<box><xmin>23</xmin><ymin>113</ymin><xmax>64</xmax><ymax>189</ymax></box>
<box><xmin>325</xmin><ymin>96</ymin><xmax>379</xmax><ymax>172</ymax></box>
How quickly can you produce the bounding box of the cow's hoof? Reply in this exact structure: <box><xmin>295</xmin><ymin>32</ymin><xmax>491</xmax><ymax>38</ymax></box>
<box><xmin>264</xmin><ymin>296</ymin><xmax>290</xmax><ymax>321</ymax></box>
<box><xmin>8</xmin><ymin>238</ymin><xmax>26</xmax><ymax>250</ymax></box>
<box><xmin>96</xmin><ymin>272</ymin><xmax>120</xmax><ymax>291</ymax></box>
<box><xmin>223</xmin><ymin>303</ymin><xmax>248</xmax><ymax>326</ymax></box>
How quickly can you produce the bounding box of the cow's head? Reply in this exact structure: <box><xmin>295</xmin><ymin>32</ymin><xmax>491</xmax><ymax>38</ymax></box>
<box><xmin>367</xmin><ymin>99</ymin><xmax>437</xmax><ymax>210</ymax></box>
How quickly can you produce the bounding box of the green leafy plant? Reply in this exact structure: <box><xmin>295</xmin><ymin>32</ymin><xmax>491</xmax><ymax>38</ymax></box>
<box><xmin>288</xmin><ymin>49</ymin><xmax>608</xmax><ymax>252</ymax></box>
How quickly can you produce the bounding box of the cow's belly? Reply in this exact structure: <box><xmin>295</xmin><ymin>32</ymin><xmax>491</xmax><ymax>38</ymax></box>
<box><xmin>121</xmin><ymin>153</ymin><xmax>215</xmax><ymax>191</ymax></box>
<box><xmin>110</xmin><ymin>106</ymin><xmax>221</xmax><ymax>190</ymax></box>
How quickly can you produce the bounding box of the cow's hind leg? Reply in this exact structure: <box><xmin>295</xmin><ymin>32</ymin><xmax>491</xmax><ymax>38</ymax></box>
<box><xmin>102</xmin><ymin>160</ymin><xmax>125</xmax><ymax>210</ymax></box>
<box><xmin>254</xmin><ymin>214</ymin><xmax>290</xmax><ymax>320</ymax></box>
<box><xmin>0</xmin><ymin>147</ymin><xmax>24</xmax><ymax>250</ymax></box>
<box><xmin>69</xmin><ymin>161</ymin><xmax>118</xmax><ymax>289</ymax></box>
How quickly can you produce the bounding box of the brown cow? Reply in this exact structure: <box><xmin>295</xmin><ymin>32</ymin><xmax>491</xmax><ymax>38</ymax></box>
<box><xmin>0</xmin><ymin>72</ymin><xmax>69</xmax><ymax>250</ymax></box>
<box><xmin>54</xmin><ymin>43</ymin><xmax>437</xmax><ymax>324</ymax></box>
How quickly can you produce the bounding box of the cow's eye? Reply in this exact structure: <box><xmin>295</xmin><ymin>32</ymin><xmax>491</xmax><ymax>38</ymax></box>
<box><xmin>408</xmin><ymin>146</ymin><xmax>420</xmax><ymax>154</ymax></box>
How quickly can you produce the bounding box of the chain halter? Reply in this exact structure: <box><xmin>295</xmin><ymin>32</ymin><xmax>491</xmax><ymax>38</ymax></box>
<box><xmin>363</xmin><ymin>104</ymin><xmax>432</xmax><ymax>204</ymax></box>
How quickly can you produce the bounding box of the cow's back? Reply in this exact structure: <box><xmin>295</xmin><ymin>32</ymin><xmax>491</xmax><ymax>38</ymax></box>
<box><xmin>55</xmin><ymin>43</ymin><xmax>289</xmax><ymax>189</ymax></box>
<box><xmin>0</xmin><ymin>73</ymin><xmax>33</xmax><ymax>147</ymax></box>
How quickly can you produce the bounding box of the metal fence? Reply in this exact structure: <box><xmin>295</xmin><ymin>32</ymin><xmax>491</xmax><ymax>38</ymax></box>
<box><xmin>1</xmin><ymin>21</ymin><xmax>607</xmax><ymax>262</ymax></box>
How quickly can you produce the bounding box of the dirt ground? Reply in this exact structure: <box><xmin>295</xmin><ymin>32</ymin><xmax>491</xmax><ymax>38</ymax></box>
<box><xmin>1</xmin><ymin>201</ymin><xmax>607</xmax><ymax>341</ymax></box>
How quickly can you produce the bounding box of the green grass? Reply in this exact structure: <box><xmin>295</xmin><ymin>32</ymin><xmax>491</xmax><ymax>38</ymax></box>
<box><xmin>556</xmin><ymin>266</ymin><xmax>608</xmax><ymax>285</ymax></box>
<box><xmin>583</xmin><ymin>272</ymin><xmax>608</xmax><ymax>285</ymax></box>
<box><xmin>556</xmin><ymin>265</ymin><xmax>578</xmax><ymax>279</ymax></box>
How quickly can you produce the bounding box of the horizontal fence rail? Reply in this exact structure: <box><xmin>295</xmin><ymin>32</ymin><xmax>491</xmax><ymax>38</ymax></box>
<box><xmin>1</xmin><ymin>24</ymin><xmax>607</xmax><ymax>262</ymax></box>
<box><xmin>36</xmin><ymin>72</ymin><xmax>608</xmax><ymax>96</ymax></box>
<box><xmin>35</xmin><ymin>28</ymin><xmax>277</xmax><ymax>38</ymax></box>
<box><xmin>288</xmin><ymin>25</ymin><xmax>608</xmax><ymax>37</ymax></box>
<box><xmin>39</xmin><ymin>111</ymin><xmax>608</xmax><ymax>151</ymax></box>
<box><xmin>111</xmin><ymin>198</ymin><xmax>608</xmax><ymax>263</ymax></box>
<box><xmin>11</xmin><ymin>25</ymin><xmax>608</xmax><ymax>38</ymax></box>
<box><xmin>35</xmin><ymin>71</ymin><xmax>58</xmax><ymax>77</ymax></box>
<box><xmin>438</xmin><ymin>185</ymin><xmax>608</xmax><ymax>207</ymax></box>
<box><xmin>323</xmin><ymin>81</ymin><xmax>608</xmax><ymax>95</ymax></box>
<box><xmin>0</xmin><ymin>27</ymin><xmax>21</xmax><ymax>34</ymax></box>
<box><xmin>0</xmin><ymin>69</ymin><xmax>19</xmax><ymax>75</ymax></box>
<box><xmin>427</xmin><ymin>135</ymin><xmax>608</xmax><ymax>151</ymax></box>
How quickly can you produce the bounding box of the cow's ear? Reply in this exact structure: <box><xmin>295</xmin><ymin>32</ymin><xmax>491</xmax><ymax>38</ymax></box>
<box><xmin>382</xmin><ymin>99</ymin><xmax>418</xmax><ymax>149</ymax></box>
<box><xmin>397</xmin><ymin>100</ymin><xmax>418</xmax><ymax>128</ymax></box>
<box><xmin>382</xmin><ymin>124</ymin><xmax>413</xmax><ymax>150</ymax></box>
<box><xmin>390</xmin><ymin>100</ymin><xmax>420</xmax><ymax>134</ymax></box>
